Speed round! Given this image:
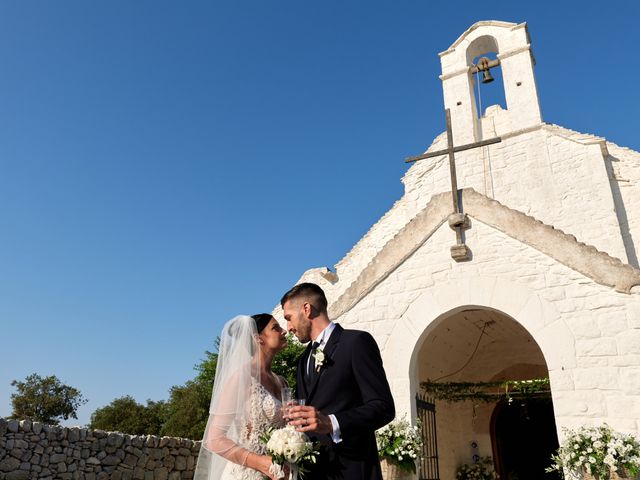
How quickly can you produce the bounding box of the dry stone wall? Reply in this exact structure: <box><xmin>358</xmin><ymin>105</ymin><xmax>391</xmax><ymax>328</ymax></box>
<box><xmin>0</xmin><ymin>418</ymin><xmax>200</xmax><ymax>480</ymax></box>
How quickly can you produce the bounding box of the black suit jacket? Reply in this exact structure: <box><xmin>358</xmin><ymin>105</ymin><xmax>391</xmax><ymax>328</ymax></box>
<box><xmin>296</xmin><ymin>324</ymin><xmax>395</xmax><ymax>480</ymax></box>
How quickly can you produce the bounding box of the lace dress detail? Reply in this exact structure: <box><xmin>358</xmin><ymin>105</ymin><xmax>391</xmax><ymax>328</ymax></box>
<box><xmin>221</xmin><ymin>381</ymin><xmax>286</xmax><ymax>480</ymax></box>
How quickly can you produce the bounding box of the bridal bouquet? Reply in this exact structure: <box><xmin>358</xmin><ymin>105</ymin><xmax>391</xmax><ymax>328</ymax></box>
<box><xmin>262</xmin><ymin>425</ymin><xmax>319</xmax><ymax>479</ymax></box>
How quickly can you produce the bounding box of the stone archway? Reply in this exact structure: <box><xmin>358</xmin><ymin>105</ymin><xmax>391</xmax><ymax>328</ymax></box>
<box><xmin>415</xmin><ymin>307</ymin><xmax>559</xmax><ymax>479</ymax></box>
<box><xmin>381</xmin><ymin>277</ymin><xmax>573</xmax><ymax>480</ymax></box>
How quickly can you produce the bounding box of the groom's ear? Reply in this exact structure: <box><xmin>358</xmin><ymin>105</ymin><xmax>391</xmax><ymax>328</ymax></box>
<box><xmin>302</xmin><ymin>301</ymin><xmax>312</xmax><ymax>317</ymax></box>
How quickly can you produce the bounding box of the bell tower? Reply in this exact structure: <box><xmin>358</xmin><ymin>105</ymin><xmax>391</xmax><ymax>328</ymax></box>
<box><xmin>439</xmin><ymin>21</ymin><xmax>542</xmax><ymax>145</ymax></box>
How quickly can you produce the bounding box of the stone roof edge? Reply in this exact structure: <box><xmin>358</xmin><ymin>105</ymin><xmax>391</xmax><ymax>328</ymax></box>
<box><xmin>329</xmin><ymin>192</ymin><xmax>450</xmax><ymax>318</ymax></box>
<box><xmin>464</xmin><ymin>189</ymin><xmax>640</xmax><ymax>293</ymax></box>
<box><xmin>542</xmin><ymin>123</ymin><xmax>606</xmax><ymax>147</ymax></box>
<box><xmin>330</xmin><ymin>188</ymin><xmax>640</xmax><ymax>319</ymax></box>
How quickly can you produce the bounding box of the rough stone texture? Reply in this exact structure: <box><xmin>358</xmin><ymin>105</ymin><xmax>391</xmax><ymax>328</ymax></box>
<box><xmin>0</xmin><ymin>421</ymin><xmax>200</xmax><ymax>479</ymax></box>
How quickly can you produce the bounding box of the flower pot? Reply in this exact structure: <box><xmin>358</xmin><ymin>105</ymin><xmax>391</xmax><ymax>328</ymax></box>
<box><xmin>380</xmin><ymin>458</ymin><xmax>414</xmax><ymax>480</ymax></box>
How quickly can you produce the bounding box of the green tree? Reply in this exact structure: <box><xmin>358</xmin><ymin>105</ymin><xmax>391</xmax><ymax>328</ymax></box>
<box><xmin>272</xmin><ymin>334</ymin><xmax>306</xmax><ymax>390</ymax></box>
<box><xmin>161</xmin><ymin>379</ymin><xmax>211</xmax><ymax>439</ymax></box>
<box><xmin>10</xmin><ymin>373</ymin><xmax>87</xmax><ymax>424</ymax></box>
<box><xmin>89</xmin><ymin>396</ymin><xmax>167</xmax><ymax>435</ymax></box>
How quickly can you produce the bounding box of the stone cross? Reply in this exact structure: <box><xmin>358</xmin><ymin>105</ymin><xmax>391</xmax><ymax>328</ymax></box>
<box><xmin>405</xmin><ymin>108</ymin><xmax>502</xmax><ymax>261</ymax></box>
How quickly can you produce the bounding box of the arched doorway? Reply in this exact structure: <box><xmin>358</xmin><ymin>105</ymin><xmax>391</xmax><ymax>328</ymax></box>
<box><xmin>414</xmin><ymin>306</ymin><xmax>559</xmax><ymax>480</ymax></box>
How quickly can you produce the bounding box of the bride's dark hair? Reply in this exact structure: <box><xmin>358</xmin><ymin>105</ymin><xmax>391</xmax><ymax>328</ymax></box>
<box><xmin>251</xmin><ymin>313</ymin><xmax>272</xmax><ymax>334</ymax></box>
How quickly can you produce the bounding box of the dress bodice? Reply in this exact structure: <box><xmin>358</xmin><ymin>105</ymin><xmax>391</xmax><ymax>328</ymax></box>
<box><xmin>222</xmin><ymin>381</ymin><xmax>286</xmax><ymax>480</ymax></box>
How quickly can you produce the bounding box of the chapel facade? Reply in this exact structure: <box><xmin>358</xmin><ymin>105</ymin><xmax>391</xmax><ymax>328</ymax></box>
<box><xmin>277</xmin><ymin>21</ymin><xmax>640</xmax><ymax>480</ymax></box>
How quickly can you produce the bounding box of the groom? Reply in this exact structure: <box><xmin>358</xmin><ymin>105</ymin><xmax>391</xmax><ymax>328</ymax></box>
<box><xmin>282</xmin><ymin>283</ymin><xmax>395</xmax><ymax>480</ymax></box>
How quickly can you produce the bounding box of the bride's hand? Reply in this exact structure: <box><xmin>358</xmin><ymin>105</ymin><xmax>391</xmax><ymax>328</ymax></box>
<box><xmin>257</xmin><ymin>455</ymin><xmax>286</xmax><ymax>480</ymax></box>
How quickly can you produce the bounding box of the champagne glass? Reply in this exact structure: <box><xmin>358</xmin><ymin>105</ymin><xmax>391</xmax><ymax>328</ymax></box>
<box><xmin>281</xmin><ymin>387</ymin><xmax>294</xmax><ymax>421</ymax></box>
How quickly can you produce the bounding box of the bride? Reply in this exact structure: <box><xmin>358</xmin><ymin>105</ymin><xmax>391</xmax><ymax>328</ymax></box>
<box><xmin>195</xmin><ymin>314</ymin><xmax>289</xmax><ymax>480</ymax></box>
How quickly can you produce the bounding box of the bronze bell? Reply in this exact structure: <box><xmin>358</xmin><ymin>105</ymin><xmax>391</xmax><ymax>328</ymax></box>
<box><xmin>481</xmin><ymin>68</ymin><xmax>494</xmax><ymax>84</ymax></box>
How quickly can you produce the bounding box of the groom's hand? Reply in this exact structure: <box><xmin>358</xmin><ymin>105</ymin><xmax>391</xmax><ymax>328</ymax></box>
<box><xmin>288</xmin><ymin>405</ymin><xmax>333</xmax><ymax>435</ymax></box>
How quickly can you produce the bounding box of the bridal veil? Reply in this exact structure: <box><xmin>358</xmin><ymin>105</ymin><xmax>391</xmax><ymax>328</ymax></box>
<box><xmin>194</xmin><ymin>315</ymin><xmax>262</xmax><ymax>480</ymax></box>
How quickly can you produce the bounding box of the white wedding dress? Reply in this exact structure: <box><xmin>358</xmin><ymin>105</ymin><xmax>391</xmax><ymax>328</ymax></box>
<box><xmin>219</xmin><ymin>381</ymin><xmax>286</xmax><ymax>480</ymax></box>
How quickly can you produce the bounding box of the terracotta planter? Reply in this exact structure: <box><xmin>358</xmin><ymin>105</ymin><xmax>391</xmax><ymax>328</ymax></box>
<box><xmin>380</xmin><ymin>458</ymin><xmax>414</xmax><ymax>480</ymax></box>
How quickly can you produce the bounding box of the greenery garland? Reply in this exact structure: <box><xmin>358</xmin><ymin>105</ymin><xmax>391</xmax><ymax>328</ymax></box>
<box><xmin>421</xmin><ymin>377</ymin><xmax>551</xmax><ymax>404</ymax></box>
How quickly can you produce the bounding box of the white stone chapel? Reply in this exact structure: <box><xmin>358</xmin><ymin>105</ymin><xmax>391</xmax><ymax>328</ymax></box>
<box><xmin>276</xmin><ymin>21</ymin><xmax>640</xmax><ymax>479</ymax></box>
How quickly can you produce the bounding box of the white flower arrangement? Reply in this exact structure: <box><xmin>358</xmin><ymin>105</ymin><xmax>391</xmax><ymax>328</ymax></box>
<box><xmin>375</xmin><ymin>416</ymin><xmax>423</xmax><ymax>473</ymax></box>
<box><xmin>262</xmin><ymin>425</ymin><xmax>319</xmax><ymax>479</ymax></box>
<box><xmin>456</xmin><ymin>457</ymin><xmax>499</xmax><ymax>480</ymax></box>
<box><xmin>546</xmin><ymin>424</ymin><xmax>640</xmax><ymax>479</ymax></box>
<box><xmin>312</xmin><ymin>348</ymin><xmax>325</xmax><ymax>372</ymax></box>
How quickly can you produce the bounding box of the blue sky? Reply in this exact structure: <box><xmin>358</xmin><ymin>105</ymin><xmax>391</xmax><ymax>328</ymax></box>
<box><xmin>1</xmin><ymin>1</ymin><xmax>638</xmax><ymax>427</ymax></box>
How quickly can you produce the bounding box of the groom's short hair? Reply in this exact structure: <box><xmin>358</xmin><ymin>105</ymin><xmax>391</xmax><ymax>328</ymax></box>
<box><xmin>280</xmin><ymin>283</ymin><xmax>328</xmax><ymax>315</ymax></box>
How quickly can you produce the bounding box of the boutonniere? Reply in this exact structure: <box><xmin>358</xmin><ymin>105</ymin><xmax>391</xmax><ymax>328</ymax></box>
<box><xmin>312</xmin><ymin>348</ymin><xmax>326</xmax><ymax>372</ymax></box>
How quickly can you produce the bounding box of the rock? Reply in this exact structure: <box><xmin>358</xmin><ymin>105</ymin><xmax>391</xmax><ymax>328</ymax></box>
<box><xmin>13</xmin><ymin>440</ymin><xmax>27</xmax><ymax>450</ymax></box>
<box><xmin>102</xmin><ymin>455</ymin><xmax>120</xmax><ymax>466</ymax></box>
<box><xmin>86</xmin><ymin>457</ymin><xmax>101</xmax><ymax>465</ymax></box>
<box><xmin>18</xmin><ymin>421</ymin><xmax>31</xmax><ymax>433</ymax></box>
<box><xmin>0</xmin><ymin>457</ymin><xmax>20</xmax><ymax>472</ymax></box>
<box><xmin>145</xmin><ymin>436</ymin><xmax>158</xmax><ymax>448</ymax></box>
<box><xmin>5</xmin><ymin>471</ymin><xmax>29</xmax><ymax>480</ymax></box>
<box><xmin>174</xmin><ymin>456</ymin><xmax>186</xmax><ymax>471</ymax></box>
<box><xmin>0</xmin><ymin>418</ymin><xmax>7</xmax><ymax>436</ymax></box>
<box><xmin>32</xmin><ymin>422</ymin><xmax>42</xmax><ymax>435</ymax></box>
<box><xmin>162</xmin><ymin>456</ymin><xmax>174</xmax><ymax>469</ymax></box>
<box><xmin>131</xmin><ymin>436</ymin><xmax>143</xmax><ymax>448</ymax></box>
<box><xmin>168</xmin><ymin>473</ymin><xmax>181</xmax><ymax>480</ymax></box>
<box><xmin>6</xmin><ymin>421</ymin><xmax>18</xmax><ymax>433</ymax></box>
<box><xmin>11</xmin><ymin>450</ymin><xmax>24</xmax><ymax>460</ymax></box>
<box><xmin>67</xmin><ymin>428</ymin><xmax>80</xmax><ymax>443</ymax></box>
<box><xmin>153</xmin><ymin>467</ymin><xmax>168</xmax><ymax>480</ymax></box>
<box><xmin>50</xmin><ymin>454</ymin><xmax>65</xmax><ymax>463</ymax></box>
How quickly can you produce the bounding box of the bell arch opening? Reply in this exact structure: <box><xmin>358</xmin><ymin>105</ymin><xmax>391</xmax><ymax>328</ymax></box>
<box><xmin>413</xmin><ymin>305</ymin><xmax>559</xmax><ymax>480</ymax></box>
<box><xmin>466</xmin><ymin>35</ymin><xmax>506</xmax><ymax>117</ymax></box>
